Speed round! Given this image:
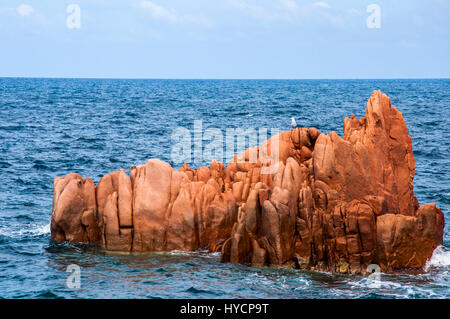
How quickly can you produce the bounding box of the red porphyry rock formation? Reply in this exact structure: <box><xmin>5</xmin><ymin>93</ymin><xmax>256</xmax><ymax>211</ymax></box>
<box><xmin>50</xmin><ymin>91</ymin><xmax>444</xmax><ymax>274</ymax></box>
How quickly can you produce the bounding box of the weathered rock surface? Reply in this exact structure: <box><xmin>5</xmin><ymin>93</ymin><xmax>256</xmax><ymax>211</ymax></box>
<box><xmin>50</xmin><ymin>91</ymin><xmax>444</xmax><ymax>274</ymax></box>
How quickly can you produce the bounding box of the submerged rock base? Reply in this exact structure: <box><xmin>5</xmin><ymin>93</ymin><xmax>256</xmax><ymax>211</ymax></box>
<box><xmin>51</xmin><ymin>91</ymin><xmax>444</xmax><ymax>274</ymax></box>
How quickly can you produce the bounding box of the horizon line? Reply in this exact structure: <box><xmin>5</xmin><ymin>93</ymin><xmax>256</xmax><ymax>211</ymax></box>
<box><xmin>1</xmin><ymin>76</ymin><xmax>449</xmax><ymax>81</ymax></box>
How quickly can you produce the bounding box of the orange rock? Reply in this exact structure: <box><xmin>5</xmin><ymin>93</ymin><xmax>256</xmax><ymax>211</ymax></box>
<box><xmin>376</xmin><ymin>203</ymin><xmax>444</xmax><ymax>271</ymax></box>
<box><xmin>50</xmin><ymin>91</ymin><xmax>444</xmax><ymax>274</ymax></box>
<box><xmin>51</xmin><ymin>173</ymin><xmax>99</xmax><ymax>243</ymax></box>
<box><xmin>96</xmin><ymin>169</ymin><xmax>133</xmax><ymax>250</ymax></box>
<box><xmin>132</xmin><ymin>159</ymin><xmax>173</xmax><ymax>251</ymax></box>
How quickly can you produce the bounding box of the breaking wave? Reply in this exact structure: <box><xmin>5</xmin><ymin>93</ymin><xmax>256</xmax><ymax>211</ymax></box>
<box><xmin>425</xmin><ymin>245</ymin><xmax>450</xmax><ymax>270</ymax></box>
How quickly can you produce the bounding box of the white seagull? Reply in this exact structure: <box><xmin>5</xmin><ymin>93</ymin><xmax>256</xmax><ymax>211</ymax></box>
<box><xmin>291</xmin><ymin>117</ymin><xmax>297</xmax><ymax>129</ymax></box>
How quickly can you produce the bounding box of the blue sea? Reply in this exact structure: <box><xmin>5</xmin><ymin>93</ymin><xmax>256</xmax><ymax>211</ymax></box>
<box><xmin>0</xmin><ymin>78</ymin><xmax>449</xmax><ymax>299</ymax></box>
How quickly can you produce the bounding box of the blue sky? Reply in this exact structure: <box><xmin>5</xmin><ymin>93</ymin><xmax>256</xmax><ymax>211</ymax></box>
<box><xmin>0</xmin><ymin>0</ymin><xmax>449</xmax><ymax>78</ymax></box>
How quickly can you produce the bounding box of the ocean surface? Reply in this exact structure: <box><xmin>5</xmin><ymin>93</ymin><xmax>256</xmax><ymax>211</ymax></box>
<box><xmin>0</xmin><ymin>78</ymin><xmax>449</xmax><ymax>299</ymax></box>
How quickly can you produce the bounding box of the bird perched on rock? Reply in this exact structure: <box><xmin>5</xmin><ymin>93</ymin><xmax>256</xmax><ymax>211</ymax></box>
<box><xmin>291</xmin><ymin>117</ymin><xmax>297</xmax><ymax>128</ymax></box>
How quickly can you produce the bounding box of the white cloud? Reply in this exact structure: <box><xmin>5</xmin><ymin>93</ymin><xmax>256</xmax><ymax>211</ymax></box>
<box><xmin>229</xmin><ymin>0</ymin><xmax>336</xmax><ymax>21</ymax></box>
<box><xmin>16</xmin><ymin>4</ymin><xmax>34</xmax><ymax>17</ymax></box>
<box><xmin>228</xmin><ymin>0</ymin><xmax>344</xmax><ymax>27</ymax></box>
<box><xmin>228</xmin><ymin>0</ymin><xmax>280</xmax><ymax>21</ymax></box>
<box><xmin>313</xmin><ymin>2</ymin><xmax>331</xmax><ymax>9</ymax></box>
<box><xmin>280</xmin><ymin>0</ymin><xmax>298</xmax><ymax>11</ymax></box>
<box><xmin>139</xmin><ymin>1</ymin><xmax>213</xmax><ymax>27</ymax></box>
<box><xmin>139</xmin><ymin>1</ymin><xmax>177</xmax><ymax>22</ymax></box>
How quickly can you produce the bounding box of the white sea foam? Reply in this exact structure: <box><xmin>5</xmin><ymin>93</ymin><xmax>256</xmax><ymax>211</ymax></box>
<box><xmin>166</xmin><ymin>249</ymin><xmax>221</xmax><ymax>259</ymax></box>
<box><xmin>348</xmin><ymin>277</ymin><xmax>439</xmax><ymax>298</ymax></box>
<box><xmin>245</xmin><ymin>272</ymin><xmax>276</xmax><ymax>288</ymax></box>
<box><xmin>22</xmin><ymin>223</ymin><xmax>50</xmax><ymax>236</ymax></box>
<box><xmin>167</xmin><ymin>250</ymin><xmax>193</xmax><ymax>256</ymax></box>
<box><xmin>425</xmin><ymin>245</ymin><xmax>450</xmax><ymax>270</ymax></box>
<box><xmin>349</xmin><ymin>276</ymin><xmax>402</xmax><ymax>290</ymax></box>
<box><xmin>0</xmin><ymin>223</ymin><xmax>50</xmax><ymax>238</ymax></box>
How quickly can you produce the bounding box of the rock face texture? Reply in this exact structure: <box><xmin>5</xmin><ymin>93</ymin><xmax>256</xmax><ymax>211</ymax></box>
<box><xmin>51</xmin><ymin>91</ymin><xmax>444</xmax><ymax>274</ymax></box>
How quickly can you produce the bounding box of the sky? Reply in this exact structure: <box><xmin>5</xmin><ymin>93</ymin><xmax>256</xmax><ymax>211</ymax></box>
<box><xmin>0</xmin><ymin>0</ymin><xmax>449</xmax><ymax>79</ymax></box>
